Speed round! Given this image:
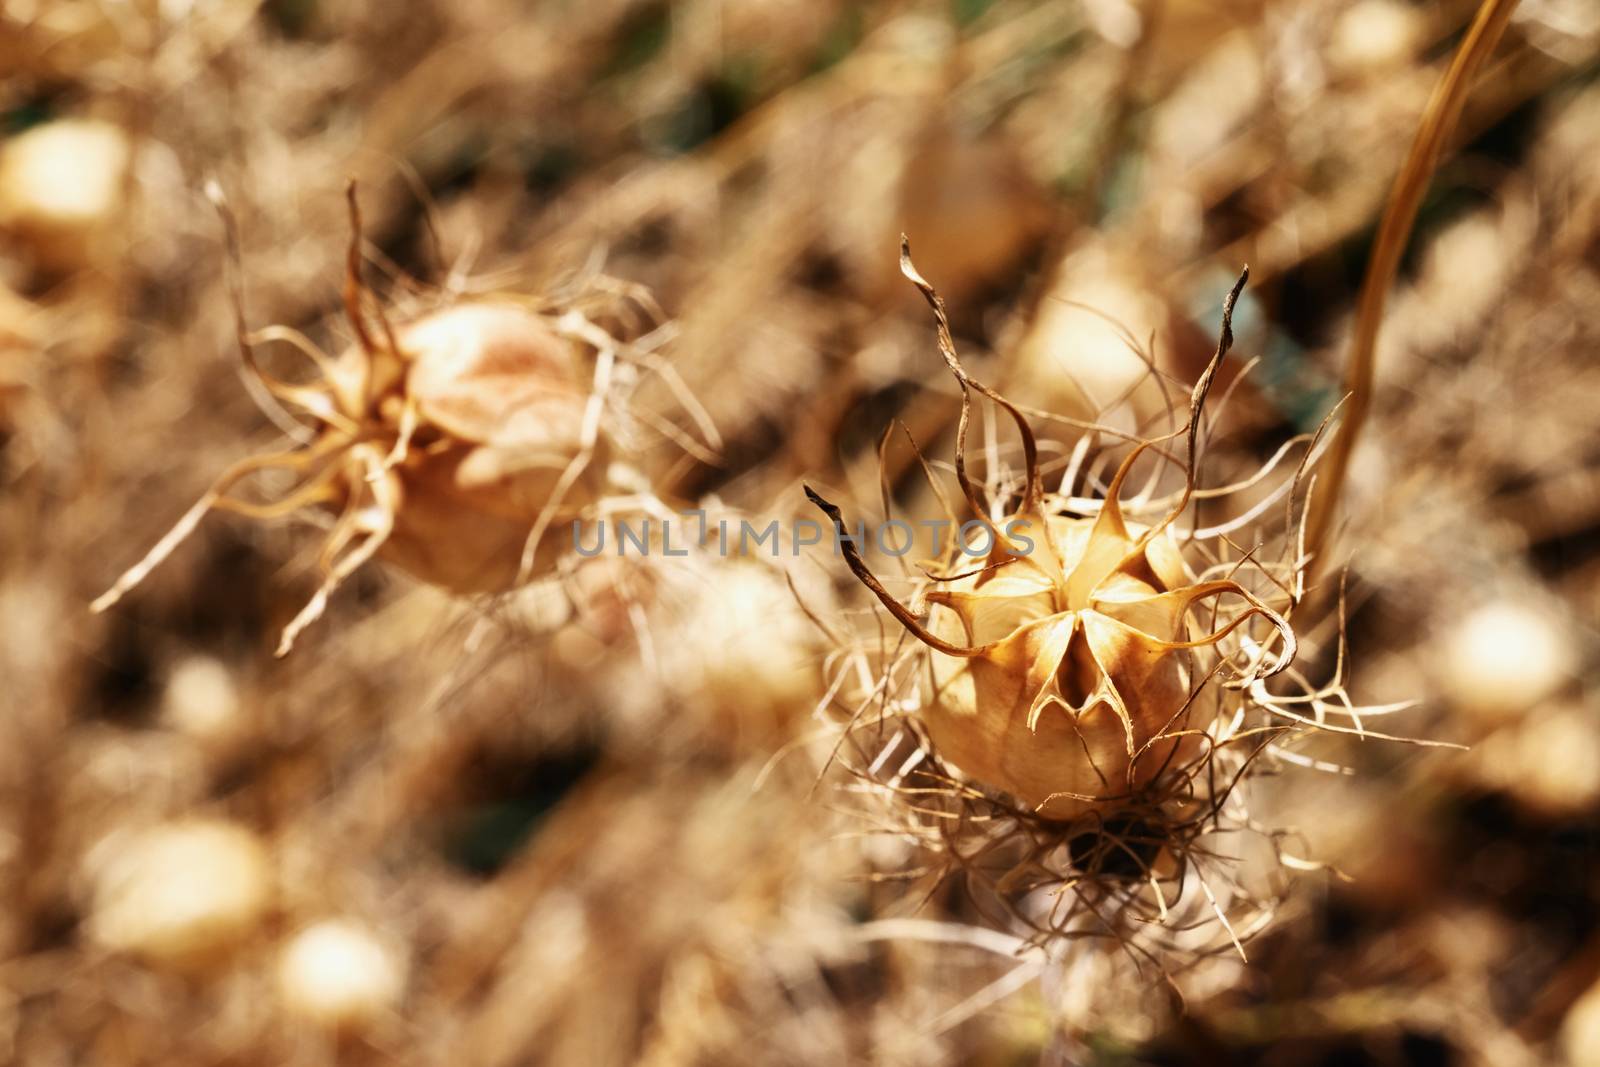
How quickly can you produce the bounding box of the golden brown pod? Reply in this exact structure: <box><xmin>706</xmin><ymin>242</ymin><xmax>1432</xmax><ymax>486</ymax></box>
<box><xmin>93</xmin><ymin>188</ymin><xmax>612</xmax><ymax>654</ymax></box>
<box><xmin>919</xmin><ymin>490</ymin><xmax>1287</xmax><ymax>817</ymax></box>
<box><xmin>345</xmin><ymin>302</ymin><xmax>608</xmax><ymax>596</ymax></box>
<box><xmin>808</xmin><ymin>242</ymin><xmax>1294</xmax><ymax>819</ymax></box>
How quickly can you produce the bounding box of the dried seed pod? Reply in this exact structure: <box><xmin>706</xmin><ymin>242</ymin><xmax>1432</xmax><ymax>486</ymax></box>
<box><xmin>350</xmin><ymin>301</ymin><xmax>608</xmax><ymax>596</ymax></box>
<box><xmin>815</xmin><ymin>481</ymin><xmax>1290</xmax><ymax>818</ymax></box>
<box><xmin>918</xmin><ymin>509</ymin><xmax>1256</xmax><ymax>818</ymax></box>
<box><xmin>810</xmin><ymin>243</ymin><xmax>1293</xmax><ymax>819</ymax></box>
<box><xmin>594</xmin><ymin>556</ymin><xmax>831</xmax><ymax>749</ymax></box>
<box><xmin>92</xmin><ymin>187</ymin><xmax>615</xmax><ymax>654</ymax></box>
<box><xmin>86</xmin><ymin>819</ymin><xmax>270</xmax><ymax>967</ymax></box>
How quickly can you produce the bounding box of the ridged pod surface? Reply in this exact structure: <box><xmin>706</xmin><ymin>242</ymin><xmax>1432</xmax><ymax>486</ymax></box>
<box><xmin>923</xmin><ymin>505</ymin><xmax>1195</xmax><ymax>818</ymax></box>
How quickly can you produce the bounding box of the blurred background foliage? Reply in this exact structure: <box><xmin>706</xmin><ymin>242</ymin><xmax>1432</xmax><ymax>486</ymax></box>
<box><xmin>1</xmin><ymin>0</ymin><xmax>1598</xmax><ymax>1064</ymax></box>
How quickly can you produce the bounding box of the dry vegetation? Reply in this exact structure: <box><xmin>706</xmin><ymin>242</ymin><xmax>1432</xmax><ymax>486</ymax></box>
<box><xmin>2</xmin><ymin>0</ymin><xmax>1598</xmax><ymax>1064</ymax></box>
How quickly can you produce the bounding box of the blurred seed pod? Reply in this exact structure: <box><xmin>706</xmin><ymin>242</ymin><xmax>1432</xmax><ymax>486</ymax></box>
<box><xmin>1469</xmin><ymin>703</ymin><xmax>1600</xmax><ymax>818</ymax></box>
<box><xmin>1437</xmin><ymin>598</ymin><xmax>1577</xmax><ymax>724</ymax></box>
<box><xmin>276</xmin><ymin>918</ymin><xmax>406</xmax><ymax>1030</ymax></box>
<box><xmin>161</xmin><ymin>654</ymin><xmax>243</xmax><ymax>742</ymax></box>
<box><xmin>349</xmin><ymin>301</ymin><xmax>609</xmax><ymax>596</ymax></box>
<box><xmin>0</xmin><ymin>118</ymin><xmax>130</xmax><ymax>275</ymax></box>
<box><xmin>594</xmin><ymin>554</ymin><xmax>831</xmax><ymax>752</ymax></box>
<box><xmin>1009</xmin><ymin>241</ymin><xmax>1217</xmax><ymax>431</ymax></box>
<box><xmin>91</xmin><ymin>186</ymin><xmax>649</xmax><ymax>655</ymax></box>
<box><xmin>0</xmin><ymin>2</ymin><xmax>148</xmax><ymax>82</ymax></box>
<box><xmin>673</xmin><ymin>559</ymin><xmax>826</xmax><ymax>734</ymax></box>
<box><xmin>885</xmin><ymin>121</ymin><xmax>1053</xmax><ymax>315</ymax></box>
<box><xmin>1326</xmin><ymin>0</ymin><xmax>1428</xmax><ymax>78</ymax></box>
<box><xmin>86</xmin><ymin>819</ymin><xmax>270</xmax><ymax>967</ymax></box>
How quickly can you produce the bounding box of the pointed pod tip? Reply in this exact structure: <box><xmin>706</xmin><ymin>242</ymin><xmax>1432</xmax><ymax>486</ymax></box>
<box><xmin>1226</xmin><ymin>267</ymin><xmax>1249</xmax><ymax>306</ymax></box>
<box><xmin>803</xmin><ymin>484</ymin><xmax>841</xmax><ymax>521</ymax></box>
<box><xmin>897</xmin><ymin>237</ymin><xmax>934</xmax><ymax>293</ymax></box>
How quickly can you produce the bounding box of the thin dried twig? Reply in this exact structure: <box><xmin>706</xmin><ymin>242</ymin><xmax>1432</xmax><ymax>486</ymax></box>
<box><xmin>1306</xmin><ymin>0</ymin><xmax>1521</xmax><ymax>564</ymax></box>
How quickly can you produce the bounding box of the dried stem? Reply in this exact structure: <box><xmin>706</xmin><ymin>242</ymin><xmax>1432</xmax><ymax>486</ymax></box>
<box><xmin>1305</xmin><ymin>0</ymin><xmax>1520</xmax><ymax>565</ymax></box>
<box><xmin>804</xmin><ymin>485</ymin><xmax>989</xmax><ymax>659</ymax></box>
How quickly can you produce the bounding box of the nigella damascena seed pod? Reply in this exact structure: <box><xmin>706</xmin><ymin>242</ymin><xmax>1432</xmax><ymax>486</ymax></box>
<box><xmin>808</xmin><ymin>242</ymin><xmax>1294</xmax><ymax>820</ymax></box>
<box><xmin>343</xmin><ymin>301</ymin><xmax>609</xmax><ymax>598</ymax></box>
<box><xmin>918</xmin><ymin>488</ymin><xmax>1267</xmax><ymax>818</ymax></box>
<box><xmin>93</xmin><ymin>187</ymin><xmax>616</xmax><ymax>654</ymax></box>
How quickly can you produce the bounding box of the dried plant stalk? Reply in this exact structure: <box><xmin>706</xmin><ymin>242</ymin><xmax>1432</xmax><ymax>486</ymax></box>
<box><xmin>1306</xmin><ymin>0</ymin><xmax>1520</xmax><ymax>564</ymax></box>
